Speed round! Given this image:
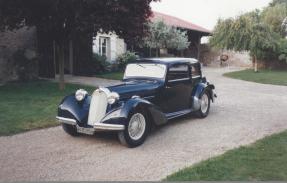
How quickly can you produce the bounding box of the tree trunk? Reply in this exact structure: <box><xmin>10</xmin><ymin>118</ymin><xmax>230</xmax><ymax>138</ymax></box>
<box><xmin>254</xmin><ymin>55</ymin><xmax>258</xmax><ymax>72</ymax></box>
<box><xmin>58</xmin><ymin>42</ymin><xmax>65</xmax><ymax>90</ymax></box>
<box><xmin>149</xmin><ymin>47</ymin><xmax>152</xmax><ymax>57</ymax></box>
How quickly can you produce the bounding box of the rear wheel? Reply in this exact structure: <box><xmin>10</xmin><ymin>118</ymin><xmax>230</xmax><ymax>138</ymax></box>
<box><xmin>62</xmin><ymin>124</ymin><xmax>79</xmax><ymax>136</ymax></box>
<box><xmin>196</xmin><ymin>91</ymin><xmax>210</xmax><ymax>118</ymax></box>
<box><xmin>118</xmin><ymin>110</ymin><xmax>150</xmax><ymax>148</ymax></box>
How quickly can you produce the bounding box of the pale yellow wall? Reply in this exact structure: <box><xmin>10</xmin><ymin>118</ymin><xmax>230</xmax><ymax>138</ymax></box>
<box><xmin>93</xmin><ymin>32</ymin><xmax>126</xmax><ymax>63</ymax></box>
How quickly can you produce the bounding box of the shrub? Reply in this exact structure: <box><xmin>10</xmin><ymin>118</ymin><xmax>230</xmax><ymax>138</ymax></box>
<box><xmin>13</xmin><ymin>49</ymin><xmax>38</xmax><ymax>82</ymax></box>
<box><xmin>90</xmin><ymin>53</ymin><xmax>110</xmax><ymax>74</ymax></box>
<box><xmin>117</xmin><ymin>51</ymin><xmax>138</xmax><ymax>71</ymax></box>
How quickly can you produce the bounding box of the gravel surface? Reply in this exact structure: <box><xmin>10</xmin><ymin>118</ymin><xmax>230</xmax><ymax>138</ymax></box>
<box><xmin>1</xmin><ymin>67</ymin><xmax>287</xmax><ymax>181</ymax></box>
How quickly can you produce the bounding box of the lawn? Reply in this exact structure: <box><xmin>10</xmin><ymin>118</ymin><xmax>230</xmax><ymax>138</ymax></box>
<box><xmin>95</xmin><ymin>72</ymin><xmax>124</xmax><ymax>80</ymax></box>
<box><xmin>166</xmin><ymin>130</ymin><xmax>287</xmax><ymax>181</ymax></box>
<box><xmin>224</xmin><ymin>69</ymin><xmax>287</xmax><ymax>86</ymax></box>
<box><xmin>0</xmin><ymin>81</ymin><xmax>94</xmax><ymax>136</ymax></box>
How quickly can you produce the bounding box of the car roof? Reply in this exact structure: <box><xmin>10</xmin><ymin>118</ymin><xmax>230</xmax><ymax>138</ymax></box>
<box><xmin>135</xmin><ymin>57</ymin><xmax>199</xmax><ymax>65</ymax></box>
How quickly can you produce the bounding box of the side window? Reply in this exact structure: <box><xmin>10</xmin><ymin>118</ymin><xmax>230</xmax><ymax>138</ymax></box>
<box><xmin>191</xmin><ymin>64</ymin><xmax>201</xmax><ymax>78</ymax></box>
<box><xmin>168</xmin><ymin>64</ymin><xmax>189</xmax><ymax>82</ymax></box>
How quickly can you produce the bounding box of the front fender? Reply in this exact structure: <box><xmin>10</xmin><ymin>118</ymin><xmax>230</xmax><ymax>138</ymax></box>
<box><xmin>102</xmin><ymin>97</ymin><xmax>167</xmax><ymax>126</ymax></box>
<box><xmin>57</xmin><ymin>94</ymin><xmax>91</xmax><ymax>126</ymax></box>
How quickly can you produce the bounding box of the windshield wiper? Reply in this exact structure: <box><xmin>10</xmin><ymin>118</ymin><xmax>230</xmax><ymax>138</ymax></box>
<box><xmin>136</xmin><ymin>64</ymin><xmax>146</xmax><ymax>68</ymax></box>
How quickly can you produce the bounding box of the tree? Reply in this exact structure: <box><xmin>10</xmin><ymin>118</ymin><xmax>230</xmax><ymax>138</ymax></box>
<box><xmin>261</xmin><ymin>4</ymin><xmax>287</xmax><ymax>36</ymax></box>
<box><xmin>282</xmin><ymin>17</ymin><xmax>287</xmax><ymax>36</ymax></box>
<box><xmin>210</xmin><ymin>12</ymin><xmax>278</xmax><ymax>72</ymax></box>
<box><xmin>270</xmin><ymin>0</ymin><xmax>287</xmax><ymax>6</ymax></box>
<box><xmin>142</xmin><ymin>20</ymin><xmax>189</xmax><ymax>56</ymax></box>
<box><xmin>0</xmin><ymin>0</ymin><xmax>157</xmax><ymax>89</ymax></box>
<box><xmin>278</xmin><ymin>39</ymin><xmax>287</xmax><ymax>63</ymax></box>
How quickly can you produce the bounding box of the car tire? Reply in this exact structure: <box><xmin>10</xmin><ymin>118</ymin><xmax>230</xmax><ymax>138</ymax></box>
<box><xmin>62</xmin><ymin>123</ymin><xmax>79</xmax><ymax>136</ymax></box>
<box><xmin>196</xmin><ymin>91</ymin><xmax>211</xmax><ymax>118</ymax></box>
<box><xmin>118</xmin><ymin>110</ymin><xmax>150</xmax><ymax>148</ymax></box>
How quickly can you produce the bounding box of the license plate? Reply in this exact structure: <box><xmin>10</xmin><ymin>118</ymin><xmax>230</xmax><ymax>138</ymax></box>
<box><xmin>76</xmin><ymin>126</ymin><xmax>95</xmax><ymax>135</ymax></box>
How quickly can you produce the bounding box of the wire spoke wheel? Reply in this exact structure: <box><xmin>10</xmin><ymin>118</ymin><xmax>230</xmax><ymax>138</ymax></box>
<box><xmin>128</xmin><ymin>113</ymin><xmax>146</xmax><ymax>141</ymax></box>
<box><xmin>201</xmin><ymin>93</ymin><xmax>209</xmax><ymax>114</ymax></box>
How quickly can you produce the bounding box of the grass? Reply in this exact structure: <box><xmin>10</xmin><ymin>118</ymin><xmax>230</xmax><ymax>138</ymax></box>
<box><xmin>224</xmin><ymin>69</ymin><xmax>287</xmax><ymax>86</ymax></box>
<box><xmin>95</xmin><ymin>71</ymin><xmax>124</xmax><ymax>80</ymax></box>
<box><xmin>0</xmin><ymin>80</ymin><xmax>94</xmax><ymax>136</ymax></box>
<box><xmin>166</xmin><ymin>130</ymin><xmax>287</xmax><ymax>181</ymax></box>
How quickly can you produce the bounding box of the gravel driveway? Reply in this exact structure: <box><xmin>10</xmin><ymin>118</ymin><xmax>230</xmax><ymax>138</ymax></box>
<box><xmin>1</xmin><ymin>67</ymin><xmax>287</xmax><ymax>181</ymax></box>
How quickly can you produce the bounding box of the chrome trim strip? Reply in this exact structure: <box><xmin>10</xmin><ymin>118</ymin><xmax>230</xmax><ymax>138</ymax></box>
<box><xmin>192</xmin><ymin>76</ymin><xmax>201</xmax><ymax>79</ymax></box>
<box><xmin>94</xmin><ymin>123</ymin><xmax>125</xmax><ymax>131</ymax></box>
<box><xmin>166</xmin><ymin>109</ymin><xmax>192</xmax><ymax>120</ymax></box>
<box><xmin>56</xmin><ymin>116</ymin><xmax>77</xmax><ymax>125</ymax></box>
<box><xmin>143</xmin><ymin>95</ymin><xmax>155</xmax><ymax>100</ymax></box>
<box><xmin>168</xmin><ymin>78</ymin><xmax>190</xmax><ymax>83</ymax></box>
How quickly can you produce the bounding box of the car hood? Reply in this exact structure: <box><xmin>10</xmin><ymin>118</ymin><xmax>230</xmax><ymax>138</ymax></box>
<box><xmin>107</xmin><ymin>79</ymin><xmax>163</xmax><ymax>100</ymax></box>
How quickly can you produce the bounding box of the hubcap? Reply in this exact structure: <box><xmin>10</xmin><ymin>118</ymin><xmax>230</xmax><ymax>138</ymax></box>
<box><xmin>201</xmin><ymin>94</ymin><xmax>209</xmax><ymax>114</ymax></box>
<box><xmin>128</xmin><ymin>113</ymin><xmax>146</xmax><ymax>141</ymax></box>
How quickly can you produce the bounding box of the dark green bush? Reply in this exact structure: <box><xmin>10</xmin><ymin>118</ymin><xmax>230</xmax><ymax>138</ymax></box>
<box><xmin>117</xmin><ymin>51</ymin><xmax>138</xmax><ymax>71</ymax></box>
<box><xmin>90</xmin><ymin>53</ymin><xmax>110</xmax><ymax>74</ymax></box>
<box><xmin>13</xmin><ymin>49</ymin><xmax>38</xmax><ymax>82</ymax></box>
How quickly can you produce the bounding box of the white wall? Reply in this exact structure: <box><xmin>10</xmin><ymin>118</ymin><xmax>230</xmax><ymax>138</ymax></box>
<box><xmin>93</xmin><ymin>32</ymin><xmax>126</xmax><ymax>63</ymax></box>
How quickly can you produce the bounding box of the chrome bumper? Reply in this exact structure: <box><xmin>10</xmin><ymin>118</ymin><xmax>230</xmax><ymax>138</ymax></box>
<box><xmin>56</xmin><ymin>116</ymin><xmax>77</xmax><ymax>125</ymax></box>
<box><xmin>56</xmin><ymin>116</ymin><xmax>125</xmax><ymax>132</ymax></box>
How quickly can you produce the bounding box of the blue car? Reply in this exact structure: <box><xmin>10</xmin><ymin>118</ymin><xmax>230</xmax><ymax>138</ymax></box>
<box><xmin>56</xmin><ymin>58</ymin><xmax>217</xmax><ymax>147</ymax></box>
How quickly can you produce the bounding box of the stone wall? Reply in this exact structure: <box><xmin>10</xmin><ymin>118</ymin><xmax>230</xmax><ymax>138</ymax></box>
<box><xmin>200</xmin><ymin>44</ymin><xmax>252</xmax><ymax>68</ymax></box>
<box><xmin>0</xmin><ymin>27</ymin><xmax>37</xmax><ymax>84</ymax></box>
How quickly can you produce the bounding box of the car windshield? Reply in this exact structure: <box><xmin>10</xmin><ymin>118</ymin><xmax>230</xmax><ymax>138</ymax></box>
<box><xmin>124</xmin><ymin>63</ymin><xmax>167</xmax><ymax>79</ymax></box>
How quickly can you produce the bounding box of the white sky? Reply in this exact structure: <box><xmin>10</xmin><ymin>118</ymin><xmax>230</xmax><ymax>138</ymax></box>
<box><xmin>151</xmin><ymin>0</ymin><xmax>272</xmax><ymax>31</ymax></box>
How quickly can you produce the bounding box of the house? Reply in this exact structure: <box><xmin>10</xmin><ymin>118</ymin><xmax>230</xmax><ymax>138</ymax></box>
<box><xmin>92</xmin><ymin>11</ymin><xmax>211</xmax><ymax>63</ymax></box>
<box><xmin>12</xmin><ymin>12</ymin><xmax>211</xmax><ymax>79</ymax></box>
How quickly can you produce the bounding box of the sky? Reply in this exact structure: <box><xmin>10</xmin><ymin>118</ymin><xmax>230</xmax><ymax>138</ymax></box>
<box><xmin>151</xmin><ymin>0</ymin><xmax>272</xmax><ymax>31</ymax></box>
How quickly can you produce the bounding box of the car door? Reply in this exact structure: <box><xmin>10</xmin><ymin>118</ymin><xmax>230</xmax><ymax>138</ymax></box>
<box><xmin>160</xmin><ymin>64</ymin><xmax>192</xmax><ymax>114</ymax></box>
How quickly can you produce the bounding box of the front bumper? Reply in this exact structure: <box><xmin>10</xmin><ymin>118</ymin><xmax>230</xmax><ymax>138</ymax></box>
<box><xmin>56</xmin><ymin>116</ymin><xmax>125</xmax><ymax>133</ymax></box>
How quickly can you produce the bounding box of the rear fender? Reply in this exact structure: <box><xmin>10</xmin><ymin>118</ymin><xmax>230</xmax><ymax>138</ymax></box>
<box><xmin>192</xmin><ymin>83</ymin><xmax>215</xmax><ymax>111</ymax></box>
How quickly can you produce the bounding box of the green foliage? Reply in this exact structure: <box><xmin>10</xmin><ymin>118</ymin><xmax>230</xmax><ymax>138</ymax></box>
<box><xmin>261</xmin><ymin>4</ymin><xmax>287</xmax><ymax>35</ymax></box>
<box><xmin>13</xmin><ymin>49</ymin><xmax>38</xmax><ymax>82</ymax></box>
<box><xmin>249</xmin><ymin>23</ymin><xmax>279</xmax><ymax>60</ymax></box>
<box><xmin>90</xmin><ymin>53</ymin><xmax>109</xmax><ymax>73</ymax></box>
<box><xmin>278</xmin><ymin>39</ymin><xmax>287</xmax><ymax>63</ymax></box>
<box><xmin>210</xmin><ymin>11</ymin><xmax>279</xmax><ymax>61</ymax></box>
<box><xmin>116</xmin><ymin>51</ymin><xmax>138</xmax><ymax>71</ymax></box>
<box><xmin>166</xmin><ymin>130</ymin><xmax>287</xmax><ymax>181</ymax></box>
<box><xmin>282</xmin><ymin>17</ymin><xmax>287</xmax><ymax>36</ymax></box>
<box><xmin>270</xmin><ymin>0</ymin><xmax>287</xmax><ymax>6</ymax></box>
<box><xmin>143</xmin><ymin>20</ymin><xmax>190</xmax><ymax>51</ymax></box>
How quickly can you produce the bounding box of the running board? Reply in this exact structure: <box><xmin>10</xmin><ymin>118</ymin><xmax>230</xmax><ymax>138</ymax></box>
<box><xmin>165</xmin><ymin>109</ymin><xmax>193</xmax><ymax>120</ymax></box>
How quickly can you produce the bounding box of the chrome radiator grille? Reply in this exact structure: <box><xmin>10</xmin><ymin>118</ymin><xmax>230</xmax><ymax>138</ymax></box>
<box><xmin>87</xmin><ymin>90</ymin><xmax>108</xmax><ymax>126</ymax></box>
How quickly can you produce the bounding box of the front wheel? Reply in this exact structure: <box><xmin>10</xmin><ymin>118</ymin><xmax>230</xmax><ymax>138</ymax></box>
<box><xmin>118</xmin><ymin>111</ymin><xmax>150</xmax><ymax>148</ymax></box>
<box><xmin>196</xmin><ymin>91</ymin><xmax>210</xmax><ymax>118</ymax></box>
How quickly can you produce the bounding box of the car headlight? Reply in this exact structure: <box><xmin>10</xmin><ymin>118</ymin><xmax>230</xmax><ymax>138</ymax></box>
<box><xmin>107</xmin><ymin>92</ymin><xmax>120</xmax><ymax>104</ymax></box>
<box><xmin>75</xmin><ymin>89</ymin><xmax>88</xmax><ymax>102</ymax></box>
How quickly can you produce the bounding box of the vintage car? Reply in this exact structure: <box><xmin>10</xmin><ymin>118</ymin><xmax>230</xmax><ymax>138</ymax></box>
<box><xmin>56</xmin><ymin>58</ymin><xmax>217</xmax><ymax>147</ymax></box>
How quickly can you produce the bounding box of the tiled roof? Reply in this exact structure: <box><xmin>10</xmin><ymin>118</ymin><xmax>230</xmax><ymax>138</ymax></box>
<box><xmin>151</xmin><ymin>11</ymin><xmax>211</xmax><ymax>35</ymax></box>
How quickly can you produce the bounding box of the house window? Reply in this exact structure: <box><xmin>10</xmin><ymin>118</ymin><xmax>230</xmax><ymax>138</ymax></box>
<box><xmin>99</xmin><ymin>37</ymin><xmax>109</xmax><ymax>57</ymax></box>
